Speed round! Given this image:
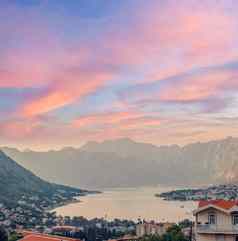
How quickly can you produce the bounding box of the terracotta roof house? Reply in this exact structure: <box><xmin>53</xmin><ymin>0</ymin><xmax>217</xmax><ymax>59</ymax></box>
<box><xmin>19</xmin><ymin>231</ymin><xmax>81</xmax><ymax>241</ymax></box>
<box><xmin>193</xmin><ymin>200</ymin><xmax>238</xmax><ymax>241</ymax></box>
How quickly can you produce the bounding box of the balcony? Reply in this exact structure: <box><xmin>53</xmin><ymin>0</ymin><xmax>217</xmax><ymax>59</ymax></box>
<box><xmin>196</xmin><ymin>224</ymin><xmax>238</xmax><ymax>234</ymax></box>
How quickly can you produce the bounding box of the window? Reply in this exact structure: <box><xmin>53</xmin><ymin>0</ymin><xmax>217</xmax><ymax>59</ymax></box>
<box><xmin>232</xmin><ymin>215</ymin><xmax>238</xmax><ymax>225</ymax></box>
<box><xmin>208</xmin><ymin>213</ymin><xmax>216</xmax><ymax>225</ymax></box>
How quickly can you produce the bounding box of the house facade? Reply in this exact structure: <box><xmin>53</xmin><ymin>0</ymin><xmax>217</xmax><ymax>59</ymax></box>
<box><xmin>136</xmin><ymin>221</ymin><xmax>174</xmax><ymax>237</ymax></box>
<box><xmin>194</xmin><ymin>200</ymin><xmax>238</xmax><ymax>241</ymax></box>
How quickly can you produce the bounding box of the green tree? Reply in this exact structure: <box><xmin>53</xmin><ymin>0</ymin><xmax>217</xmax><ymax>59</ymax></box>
<box><xmin>0</xmin><ymin>226</ymin><xmax>8</xmax><ymax>241</ymax></box>
<box><xmin>8</xmin><ymin>232</ymin><xmax>23</xmax><ymax>241</ymax></box>
<box><xmin>140</xmin><ymin>234</ymin><xmax>160</xmax><ymax>241</ymax></box>
<box><xmin>179</xmin><ymin>219</ymin><xmax>192</xmax><ymax>229</ymax></box>
<box><xmin>162</xmin><ymin>225</ymin><xmax>188</xmax><ymax>241</ymax></box>
<box><xmin>141</xmin><ymin>225</ymin><xmax>188</xmax><ymax>241</ymax></box>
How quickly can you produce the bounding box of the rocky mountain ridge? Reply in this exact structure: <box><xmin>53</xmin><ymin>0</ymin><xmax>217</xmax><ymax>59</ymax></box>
<box><xmin>2</xmin><ymin>136</ymin><xmax>238</xmax><ymax>189</ymax></box>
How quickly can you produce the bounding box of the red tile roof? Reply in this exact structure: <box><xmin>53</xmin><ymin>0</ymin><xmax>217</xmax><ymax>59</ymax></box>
<box><xmin>198</xmin><ymin>200</ymin><xmax>238</xmax><ymax>210</ymax></box>
<box><xmin>20</xmin><ymin>233</ymin><xmax>80</xmax><ymax>241</ymax></box>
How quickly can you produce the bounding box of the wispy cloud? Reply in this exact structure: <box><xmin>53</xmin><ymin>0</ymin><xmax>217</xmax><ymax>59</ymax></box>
<box><xmin>1</xmin><ymin>0</ymin><xmax>238</xmax><ymax>148</ymax></box>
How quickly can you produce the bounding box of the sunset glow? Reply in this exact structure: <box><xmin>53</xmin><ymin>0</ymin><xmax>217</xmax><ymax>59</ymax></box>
<box><xmin>0</xmin><ymin>0</ymin><xmax>238</xmax><ymax>149</ymax></box>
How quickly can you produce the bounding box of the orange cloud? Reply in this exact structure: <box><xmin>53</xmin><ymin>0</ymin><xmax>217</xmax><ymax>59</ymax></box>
<box><xmin>72</xmin><ymin>111</ymin><xmax>161</xmax><ymax>139</ymax></box>
<box><xmin>122</xmin><ymin>117</ymin><xmax>161</xmax><ymax>129</ymax></box>
<box><xmin>73</xmin><ymin>111</ymin><xmax>142</xmax><ymax>128</ymax></box>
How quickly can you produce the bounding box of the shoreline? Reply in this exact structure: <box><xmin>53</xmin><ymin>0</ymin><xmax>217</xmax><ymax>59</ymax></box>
<box><xmin>50</xmin><ymin>186</ymin><xmax>196</xmax><ymax>222</ymax></box>
<box><xmin>46</xmin><ymin>198</ymin><xmax>81</xmax><ymax>212</ymax></box>
<box><xmin>47</xmin><ymin>190</ymin><xmax>102</xmax><ymax>213</ymax></box>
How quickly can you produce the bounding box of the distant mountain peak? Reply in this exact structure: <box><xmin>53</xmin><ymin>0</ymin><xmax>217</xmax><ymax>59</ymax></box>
<box><xmin>81</xmin><ymin>141</ymin><xmax>99</xmax><ymax>151</ymax></box>
<box><xmin>81</xmin><ymin>138</ymin><xmax>138</xmax><ymax>152</ymax></box>
<box><xmin>84</xmin><ymin>138</ymin><xmax>135</xmax><ymax>145</ymax></box>
<box><xmin>2</xmin><ymin>136</ymin><xmax>238</xmax><ymax>189</ymax></box>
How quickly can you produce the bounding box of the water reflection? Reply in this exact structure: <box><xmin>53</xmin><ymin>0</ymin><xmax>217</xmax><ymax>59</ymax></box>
<box><xmin>54</xmin><ymin>186</ymin><xmax>197</xmax><ymax>222</ymax></box>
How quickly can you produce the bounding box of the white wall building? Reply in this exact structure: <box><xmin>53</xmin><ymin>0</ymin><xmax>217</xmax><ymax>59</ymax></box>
<box><xmin>193</xmin><ymin>200</ymin><xmax>238</xmax><ymax>241</ymax></box>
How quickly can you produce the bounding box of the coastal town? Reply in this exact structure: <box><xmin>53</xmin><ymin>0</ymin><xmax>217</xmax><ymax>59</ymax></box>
<box><xmin>2</xmin><ymin>184</ymin><xmax>238</xmax><ymax>241</ymax></box>
<box><xmin>0</xmin><ymin>189</ymin><xmax>91</xmax><ymax>231</ymax></box>
<box><xmin>0</xmin><ymin>185</ymin><xmax>192</xmax><ymax>241</ymax></box>
<box><xmin>1</xmin><ymin>216</ymin><xmax>191</xmax><ymax>241</ymax></box>
<box><xmin>4</xmin><ymin>198</ymin><xmax>238</xmax><ymax>241</ymax></box>
<box><xmin>157</xmin><ymin>184</ymin><xmax>238</xmax><ymax>201</ymax></box>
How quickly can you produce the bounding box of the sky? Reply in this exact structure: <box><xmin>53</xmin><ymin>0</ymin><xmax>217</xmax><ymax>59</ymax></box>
<box><xmin>0</xmin><ymin>0</ymin><xmax>238</xmax><ymax>150</ymax></box>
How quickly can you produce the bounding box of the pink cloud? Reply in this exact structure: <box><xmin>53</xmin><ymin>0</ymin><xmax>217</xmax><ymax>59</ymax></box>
<box><xmin>0</xmin><ymin>38</ymin><xmax>92</xmax><ymax>89</ymax></box>
<box><xmin>21</xmin><ymin>69</ymin><xmax>114</xmax><ymax>117</ymax></box>
<box><xmin>72</xmin><ymin>112</ymin><xmax>161</xmax><ymax>132</ymax></box>
<box><xmin>103</xmin><ymin>1</ymin><xmax>238</xmax><ymax>84</ymax></box>
<box><xmin>124</xmin><ymin>117</ymin><xmax>161</xmax><ymax>128</ymax></box>
<box><xmin>0</xmin><ymin>118</ymin><xmax>41</xmax><ymax>140</ymax></box>
<box><xmin>1</xmin><ymin>1</ymin><xmax>238</xmax><ymax>149</ymax></box>
<box><xmin>72</xmin><ymin>111</ymin><xmax>162</xmax><ymax>143</ymax></box>
<box><xmin>160</xmin><ymin>68</ymin><xmax>238</xmax><ymax>102</ymax></box>
<box><xmin>0</xmin><ymin>45</ymin><xmax>115</xmax><ymax>117</ymax></box>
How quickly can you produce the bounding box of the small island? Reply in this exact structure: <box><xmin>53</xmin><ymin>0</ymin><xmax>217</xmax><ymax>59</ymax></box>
<box><xmin>156</xmin><ymin>184</ymin><xmax>238</xmax><ymax>201</ymax></box>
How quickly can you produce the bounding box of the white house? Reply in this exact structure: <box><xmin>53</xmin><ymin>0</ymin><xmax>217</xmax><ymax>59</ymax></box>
<box><xmin>193</xmin><ymin>200</ymin><xmax>238</xmax><ymax>241</ymax></box>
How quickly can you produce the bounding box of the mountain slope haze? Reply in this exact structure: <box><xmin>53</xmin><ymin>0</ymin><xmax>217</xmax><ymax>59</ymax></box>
<box><xmin>2</xmin><ymin>137</ymin><xmax>238</xmax><ymax>189</ymax></box>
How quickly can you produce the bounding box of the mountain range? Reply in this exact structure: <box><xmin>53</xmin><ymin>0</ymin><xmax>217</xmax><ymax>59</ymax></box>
<box><xmin>2</xmin><ymin>137</ymin><xmax>238</xmax><ymax>189</ymax></box>
<box><xmin>0</xmin><ymin>150</ymin><xmax>84</xmax><ymax>206</ymax></box>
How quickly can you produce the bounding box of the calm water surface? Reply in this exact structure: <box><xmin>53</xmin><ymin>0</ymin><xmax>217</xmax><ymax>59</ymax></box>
<box><xmin>54</xmin><ymin>186</ymin><xmax>197</xmax><ymax>222</ymax></box>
